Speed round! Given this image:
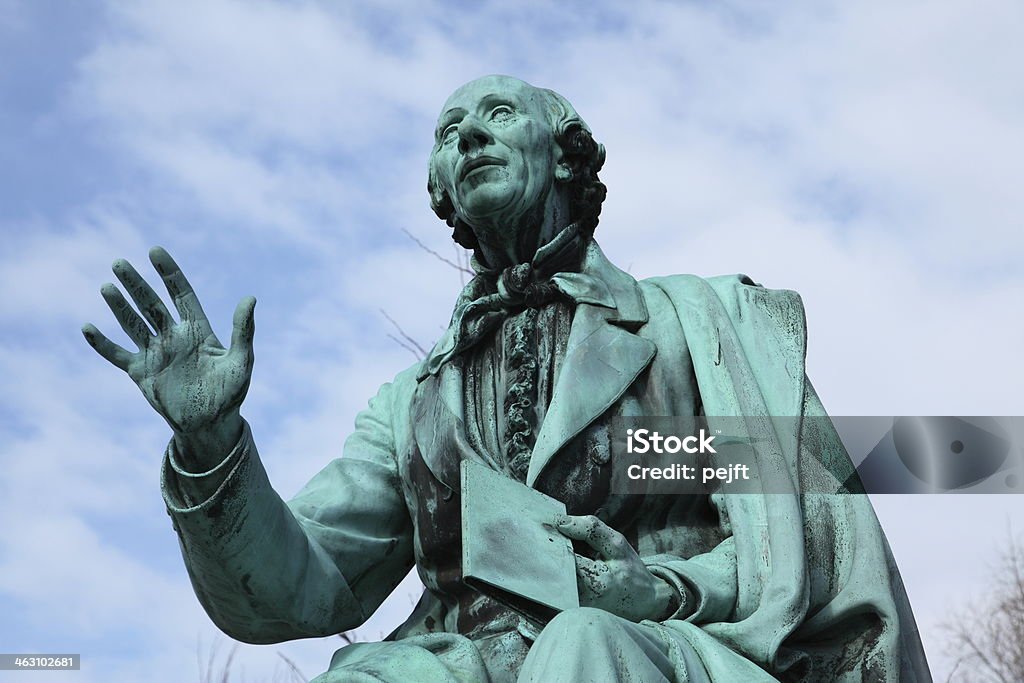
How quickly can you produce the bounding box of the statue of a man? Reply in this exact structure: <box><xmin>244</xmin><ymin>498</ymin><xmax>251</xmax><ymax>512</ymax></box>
<box><xmin>83</xmin><ymin>75</ymin><xmax>931</xmax><ymax>682</ymax></box>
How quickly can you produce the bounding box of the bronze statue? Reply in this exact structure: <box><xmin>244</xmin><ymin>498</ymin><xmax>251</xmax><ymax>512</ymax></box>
<box><xmin>84</xmin><ymin>75</ymin><xmax>931</xmax><ymax>682</ymax></box>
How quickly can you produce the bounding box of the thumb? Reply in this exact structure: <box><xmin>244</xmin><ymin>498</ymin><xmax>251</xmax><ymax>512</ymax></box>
<box><xmin>230</xmin><ymin>296</ymin><xmax>257</xmax><ymax>354</ymax></box>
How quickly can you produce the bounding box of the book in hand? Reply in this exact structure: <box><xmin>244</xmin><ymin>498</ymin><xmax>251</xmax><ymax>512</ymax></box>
<box><xmin>460</xmin><ymin>459</ymin><xmax>580</xmax><ymax>625</ymax></box>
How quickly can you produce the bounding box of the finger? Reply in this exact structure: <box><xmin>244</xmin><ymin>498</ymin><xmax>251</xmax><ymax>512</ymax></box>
<box><xmin>229</xmin><ymin>296</ymin><xmax>256</xmax><ymax>355</ymax></box>
<box><xmin>100</xmin><ymin>283</ymin><xmax>153</xmax><ymax>348</ymax></box>
<box><xmin>556</xmin><ymin>515</ymin><xmax>628</xmax><ymax>560</ymax></box>
<box><xmin>112</xmin><ymin>258</ymin><xmax>174</xmax><ymax>332</ymax></box>
<box><xmin>82</xmin><ymin>323</ymin><xmax>132</xmax><ymax>371</ymax></box>
<box><xmin>149</xmin><ymin>246</ymin><xmax>211</xmax><ymax>329</ymax></box>
<box><xmin>574</xmin><ymin>555</ymin><xmax>608</xmax><ymax>597</ymax></box>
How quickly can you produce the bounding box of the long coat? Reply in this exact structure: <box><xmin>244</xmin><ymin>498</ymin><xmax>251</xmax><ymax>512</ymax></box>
<box><xmin>162</xmin><ymin>241</ymin><xmax>931</xmax><ymax>681</ymax></box>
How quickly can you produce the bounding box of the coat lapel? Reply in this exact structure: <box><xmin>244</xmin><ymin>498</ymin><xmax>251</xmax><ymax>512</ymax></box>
<box><xmin>412</xmin><ymin>358</ymin><xmax>501</xmax><ymax>493</ymax></box>
<box><xmin>526</xmin><ymin>244</ymin><xmax>656</xmax><ymax>487</ymax></box>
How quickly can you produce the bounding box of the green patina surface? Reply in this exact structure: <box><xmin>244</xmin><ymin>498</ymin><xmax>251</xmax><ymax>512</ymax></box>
<box><xmin>84</xmin><ymin>76</ymin><xmax>931</xmax><ymax>682</ymax></box>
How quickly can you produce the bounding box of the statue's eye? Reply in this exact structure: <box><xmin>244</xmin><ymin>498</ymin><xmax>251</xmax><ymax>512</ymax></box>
<box><xmin>441</xmin><ymin>124</ymin><xmax>459</xmax><ymax>144</ymax></box>
<box><xmin>489</xmin><ymin>105</ymin><xmax>514</xmax><ymax>122</ymax></box>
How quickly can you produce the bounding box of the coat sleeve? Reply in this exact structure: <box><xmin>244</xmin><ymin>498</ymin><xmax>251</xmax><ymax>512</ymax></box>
<box><xmin>641</xmin><ymin>514</ymin><xmax>738</xmax><ymax>624</ymax></box>
<box><xmin>161</xmin><ymin>372</ymin><xmax>416</xmax><ymax>644</ymax></box>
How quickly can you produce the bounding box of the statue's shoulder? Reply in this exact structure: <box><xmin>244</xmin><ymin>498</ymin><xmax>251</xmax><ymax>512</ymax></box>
<box><xmin>638</xmin><ymin>273</ymin><xmax>807</xmax><ymax>363</ymax></box>
<box><xmin>391</xmin><ymin>362</ymin><xmax>424</xmax><ymax>402</ymax></box>
<box><xmin>639</xmin><ymin>272</ymin><xmax>805</xmax><ymax>324</ymax></box>
<box><xmin>362</xmin><ymin>362</ymin><xmax>423</xmax><ymax>425</ymax></box>
<box><xmin>640</xmin><ymin>272</ymin><xmax>758</xmax><ymax>300</ymax></box>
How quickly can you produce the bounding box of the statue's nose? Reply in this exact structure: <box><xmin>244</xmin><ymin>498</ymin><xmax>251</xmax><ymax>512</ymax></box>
<box><xmin>457</xmin><ymin>115</ymin><xmax>493</xmax><ymax>155</ymax></box>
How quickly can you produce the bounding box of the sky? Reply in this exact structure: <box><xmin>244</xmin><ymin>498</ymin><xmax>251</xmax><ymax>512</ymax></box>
<box><xmin>1</xmin><ymin>0</ymin><xmax>1022</xmax><ymax>680</ymax></box>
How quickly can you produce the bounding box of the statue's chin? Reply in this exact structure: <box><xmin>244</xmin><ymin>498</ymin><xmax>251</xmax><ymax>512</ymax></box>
<box><xmin>458</xmin><ymin>184</ymin><xmax>525</xmax><ymax>230</ymax></box>
<box><xmin>456</xmin><ymin>175</ymin><xmax>552</xmax><ymax>259</ymax></box>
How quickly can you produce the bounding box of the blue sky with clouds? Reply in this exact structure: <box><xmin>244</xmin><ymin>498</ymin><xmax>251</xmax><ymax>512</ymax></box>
<box><xmin>2</xmin><ymin>0</ymin><xmax>1023</xmax><ymax>680</ymax></box>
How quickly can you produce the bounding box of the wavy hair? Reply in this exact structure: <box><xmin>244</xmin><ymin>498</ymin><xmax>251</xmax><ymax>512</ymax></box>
<box><xmin>427</xmin><ymin>86</ymin><xmax>607</xmax><ymax>252</ymax></box>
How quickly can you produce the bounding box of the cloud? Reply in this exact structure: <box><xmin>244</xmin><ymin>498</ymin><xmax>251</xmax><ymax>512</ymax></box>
<box><xmin>2</xmin><ymin>0</ymin><xmax>1022</xmax><ymax>679</ymax></box>
<box><xmin>68</xmin><ymin>0</ymin><xmax>468</xmax><ymax>249</ymax></box>
<box><xmin>0</xmin><ymin>210</ymin><xmax>147</xmax><ymax>327</ymax></box>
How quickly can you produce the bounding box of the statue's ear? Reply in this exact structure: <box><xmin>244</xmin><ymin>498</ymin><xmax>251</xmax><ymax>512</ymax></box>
<box><xmin>552</xmin><ymin>125</ymin><xmax>577</xmax><ymax>185</ymax></box>
<box><xmin>427</xmin><ymin>165</ymin><xmax>454</xmax><ymax>222</ymax></box>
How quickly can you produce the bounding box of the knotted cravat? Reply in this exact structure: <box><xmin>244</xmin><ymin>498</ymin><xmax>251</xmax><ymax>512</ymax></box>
<box><xmin>418</xmin><ymin>223</ymin><xmax>614</xmax><ymax>380</ymax></box>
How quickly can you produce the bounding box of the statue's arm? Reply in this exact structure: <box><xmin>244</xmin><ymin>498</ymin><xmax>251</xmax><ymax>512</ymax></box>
<box><xmin>552</xmin><ymin>507</ymin><xmax>737</xmax><ymax>624</ymax></box>
<box><xmin>162</xmin><ymin>376</ymin><xmax>415</xmax><ymax>644</ymax></box>
<box><xmin>82</xmin><ymin>248</ymin><xmax>415</xmax><ymax>643</ymax></box>
<box><xmin>640</xmin><ymin>513</ymin><xmax>738</xmax><ymax>624</ymax></box>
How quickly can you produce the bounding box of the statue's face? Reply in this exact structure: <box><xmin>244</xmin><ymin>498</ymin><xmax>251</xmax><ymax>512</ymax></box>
<box><xmin>430</xmin><ymin>75</ymin><xmax>561</xmax><ymax>235</ymax></box>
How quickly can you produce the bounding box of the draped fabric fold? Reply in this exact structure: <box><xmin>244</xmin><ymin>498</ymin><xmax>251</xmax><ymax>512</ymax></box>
<box><xmin>645</xmin><ymin>274</ymin><xmax>930</xmax><ymax>680</ymax></box>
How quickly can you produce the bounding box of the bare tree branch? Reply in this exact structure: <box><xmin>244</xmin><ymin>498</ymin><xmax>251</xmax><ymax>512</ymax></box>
<box><xmin>386</xmin><ymin>334</ymin><xmax>422</xmax><ymax>359</ymax></box>
<box><xmin>218</xmin><ymin>644</ymin><xmax>238</xmax><ymax>683</ymax></box>
<box><xmin>401</xmin><ymin>228</ymin><xmax>473</xmax><ymax>275</ymax></box>
<box><xmin>944</xmin><ymin>530</ymin><xmax>1024</xmax><ymax>682</ymax></box>
<box><xmin>452</xmin><ymin>241</ymin><xmax>471</xmax><ymax>285</ymax></box>
<box><xmin>380</xmin><ymin>309</ymin><xmax>428</xmax><ymax>359</ymax></box>
<box><xmin>380</xmin><ymin>227</ymin><xmax>473</xmax><ymax>357</ymax></box>
<box><xmin>946</xmin><ymin>656</ymin><xmax>966</xmax><ymax>683</ymax></box>
<box><xmin>276</xmin><ymin>652</ymin><xmax>307</xmax><ymax>683</ymax></box>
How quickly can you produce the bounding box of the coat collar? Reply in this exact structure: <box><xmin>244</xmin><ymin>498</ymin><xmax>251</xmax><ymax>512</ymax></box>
<box><xmin>412</xmin><ymin>238</ymin><xmax>657</xmax><ymax>491</ymax></box>
<box><xmin>525</xmin><ymin>240</ymin><xmax>656</xmax><ymax>486</ymax></box>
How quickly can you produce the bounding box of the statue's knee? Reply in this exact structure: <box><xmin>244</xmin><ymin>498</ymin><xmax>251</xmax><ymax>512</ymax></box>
<box><xmin>524</xmin><ymin>608</ymin><xmax>636</xmax><ymax>678</ymax></box>
<box><xmin>541</xmin><ymin>607</ymin><xmax>625</xmax><ymax>640</ymax></box>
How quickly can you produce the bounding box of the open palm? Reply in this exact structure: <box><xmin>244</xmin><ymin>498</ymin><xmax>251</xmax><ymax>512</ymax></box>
<box><xmin>83</xmin><ymin>247</ymin><xmax>256</xmax><ymax>463</ymax></box>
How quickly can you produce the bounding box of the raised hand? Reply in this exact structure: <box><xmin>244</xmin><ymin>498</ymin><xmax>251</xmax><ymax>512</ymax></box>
<box><xmin>82</xmin><ymin>247</ymin><xmax>256</xmax><ymax>469</ymax></box>
<box><xmin>555</xmin><ymin>514</ymin><xmax>679</xmax><ymax>622</ymax></box>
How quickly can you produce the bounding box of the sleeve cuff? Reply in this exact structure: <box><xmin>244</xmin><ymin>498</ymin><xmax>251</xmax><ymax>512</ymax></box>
<box><xmin>645</xmin><ymin>557</ymin><xmax>697</xmax><ymax>621</ymax></box>
<box><xmin>162</xmin><ymin>421</ymin><xmax>251</xmax><ymax>512</ymax></box>
<box><xmin>642</xmin><ymin>540</ymin><xmax>738</xmax><ymax>624</ymax></box>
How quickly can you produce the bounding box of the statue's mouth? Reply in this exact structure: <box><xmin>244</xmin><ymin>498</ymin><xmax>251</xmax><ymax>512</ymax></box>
<box><xmin>459</xmin><ymin>156</ymin><xmax>507</xmax><ymax>182</ymax></box>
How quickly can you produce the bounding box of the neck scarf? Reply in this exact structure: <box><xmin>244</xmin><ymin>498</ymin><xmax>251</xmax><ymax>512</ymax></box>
<box><xmin>419</xmin><ymin>223</ymin><xmax>614</xmax><ymax>379</ymax></box>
